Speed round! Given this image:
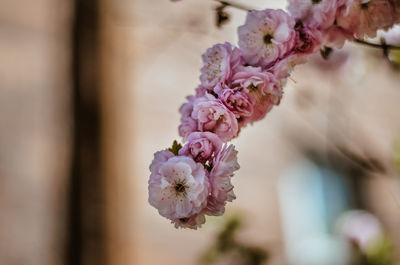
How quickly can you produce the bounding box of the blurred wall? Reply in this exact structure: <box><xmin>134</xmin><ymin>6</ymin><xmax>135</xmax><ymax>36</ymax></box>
<box><xmin>0</xmin><ymin>0</ymin><xmax>72</xmax><ymax>264</ymax></box>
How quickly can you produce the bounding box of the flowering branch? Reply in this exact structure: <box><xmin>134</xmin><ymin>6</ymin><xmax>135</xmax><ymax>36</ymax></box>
<box><xmin>213</xmin><ymin>0</ymin><xmax>400</xmax><ymax>50</ymax></box>
<box><xmin>151</xmin><ymin>0</ymin><xmax>400</xmax><ymax>229</ymax></box>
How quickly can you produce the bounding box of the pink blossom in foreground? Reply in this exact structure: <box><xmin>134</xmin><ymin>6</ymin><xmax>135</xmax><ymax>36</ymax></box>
<box><xmin>288</xmin><ymin>0</ymin><xmax>339</xmax><ymax>29</ymax></box>
<box><xmin>238</xmin><ymin>9</ymin><xmax>296</xmax><ymax>67</ymax></box>
<box><xmin>203</xmin><ymin>196</ymin><xmax>226</xmax><ymax>216</ymax></box>
<box><xmin>149</xmin><ymin>149</ymin><xmax>175</xmax><ymax>174</ymax></box>
<box><xmin>232</xmin><ymin>66</ymin><xmax>283</xmax><ymax>123</ymax></box>
<box><xmin>232</xmin><ymin>66</ymin><xmax>282</xmax><ymax>103</ymax></box>
<box><xmin>178</xmin><ymin>95</ymin><xmax>197</xmax><ymax>140</ymax></box>
<box><xmin>217</xmin><ymin>84</ymin><xmax>254</xmax><ymax>119</ymax></box>
<box><xmin>270</xmin><ymin>53</ymin><xmax>308</xmax><ymax>80</ymax></box>
<box><xmin>195</xmin><ymin>85</ymin><xmax>207</xmax><ymax>97</ymax></box>
<box><xmin>191</xmin><ymin>94</ymin><xmax>239</xmax><ymax>142</ymax></box>
<box><xmin>179</xmin><ymin>132</ymin><xmax>222</xmax><ymax>164</ymax></box>
<box><xmin>336</xmin><ymin>0</ymin><xmax>397</xmax><ymax>38</ymax></box>
<box><xmin>384</xmin><ymin>24</ymin><xmax>400</xmax><ymax>45</ymax></box>
<box><xmin>294</xmin><ymin>24</ymin><xmax>323</xmax><ymax>54</ymax></box>
<box><xmin>206</xmin><ymin>144</ymin><xmax>240</xmax><ymax>216</ymax></box>
<box><xmin>200</xmin><ymin>42</ymin><xmax>242</xmax><ymax>89</ymax></box>
<box><xmin>148</xmin><ymin>153</ymin><xmax>210</xmax><ymax>221</ymax></box>
<box><xmin>321</xmin><ymin>25</ymin><xmax>354</xmax><ymax>48</ymax></box>
<box><xmin>172</xmin><ymin>213</ymin><xmax>206</xmax><ymax>229</ymax></box>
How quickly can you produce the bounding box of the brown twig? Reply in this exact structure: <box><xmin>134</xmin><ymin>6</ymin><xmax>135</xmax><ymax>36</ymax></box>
<box><xmin>354</xmin><ymin>38</ymin><xmax>400</xmax><ymax>50</ymax></box>
<box><xmin>213</xmin><ymin>0</ymin><xmax>251</xmax><ymax>12</ymax></box>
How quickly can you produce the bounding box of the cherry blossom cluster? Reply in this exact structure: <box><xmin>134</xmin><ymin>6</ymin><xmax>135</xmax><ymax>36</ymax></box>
<box><xmin>148</xmin><ymin>0</ymin><xmax>400</xmax><ymax>229</ymax></box>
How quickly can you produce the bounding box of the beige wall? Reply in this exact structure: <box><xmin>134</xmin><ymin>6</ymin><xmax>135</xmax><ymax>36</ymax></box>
<box><xmin>0</xmin><ymin>0</ymin><xmax>71</xmax><ymax>264</ymax></box>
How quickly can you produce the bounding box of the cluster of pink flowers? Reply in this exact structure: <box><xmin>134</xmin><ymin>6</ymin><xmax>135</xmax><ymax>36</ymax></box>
<box><xmin>288</xmin><ymin>0</ymin><xmax>400</xmax><ymax>47</ymax></box>
<box><xmin>148</xmin><ymin>135</ymin><xmax>239</xmax><ymax>229</ymax></box>
<box><xmin>148</xmin><ymin>0</ymin><xmax>400</xmax><ymax>229</ymax></box>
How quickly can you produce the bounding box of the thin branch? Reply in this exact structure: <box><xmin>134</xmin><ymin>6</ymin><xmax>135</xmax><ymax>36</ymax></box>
<box><xmin>212</xmin><ymin>0</ymin><xmax>400</xmax><ymax>50</ymax></box>
<box><xmin>213</xmin><ymin>0</ymin><xmax>251</xmax><ymax>12</ymax></box>
<box><xmin>354</xmin><ymin>38</ymin><xmax>400</xmax><ymax>50</ymax></box>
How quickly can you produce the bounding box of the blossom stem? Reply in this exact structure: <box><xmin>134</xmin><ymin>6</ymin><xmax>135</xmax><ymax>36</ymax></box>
<box><xmin>212</xmin><ymin>0</ymin><xmax>400</xmax><ymax>50</ymax></box>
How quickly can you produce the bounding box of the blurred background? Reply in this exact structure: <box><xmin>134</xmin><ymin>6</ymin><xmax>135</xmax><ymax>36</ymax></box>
<box><xmin>0</xmin><ymin>0</ymin><xmax>399</xmax><ymax>264</ymax></box>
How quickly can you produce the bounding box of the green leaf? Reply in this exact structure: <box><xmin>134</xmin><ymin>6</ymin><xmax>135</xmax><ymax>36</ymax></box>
<box><xmin>168</xmin><ymin>140</ymin><xmax>182</xmax><ymax>156</ymax></box>
<box><xmin>365</xmin><ymin>236</ymin><xmax>396</xmax><ymax>265</ymax></box>
<box><xmin>389</xmin><ymin>49</ymin><xmax>400</xmax><ymax>67</ymax></box>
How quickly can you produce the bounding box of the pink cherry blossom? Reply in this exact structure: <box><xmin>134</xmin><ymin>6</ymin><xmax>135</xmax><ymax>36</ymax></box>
<box><xmin>206</xmin><ymin>144</ymin><xmax>240</xmax><ymax>216</ymax></box>
<box><xmin>232</xmin><ymin>66</ymin><xmax>283</xmax><ymax>123</ymax></box>
<box><xmin>200</xmin><ymin>42</ymin><xmax>242</xmax><ymax>89</ymax></box>
<box><xmin>178</xmin><ymin>119</ymin><xmax>197</xmax><ymax>142</ymax></box>
<box><xmin>179</xmin><ymin>132</ymin><xmax>223</xmax><ymax>164</ymax></box>
<box><xmin>195</xmin><ymin>85</ymin><xmax>207</xmax><ymax>97</ymax></box>
<box><xmin>178</xmin><ymin>95</ymin><xmax>197</xmax><ymax>140</ymax></box>
<box><xmin>148</xmin><ymin>154</ymin><xmax>210</xmax><ymax>221</ymax></box>
<box><xmin>384</xmin><ymin>24</ymin><xmax>400</xmax><ymax>45</ymax></box>
<box><xmin>191</xmin><ymin>94</ymin><xmax>239</xmax><ymax>142</ymax></box>
<box><xmin>288</xmin><ymin>0</ymin><xmax>339</xmax><ymax>29</ymax></box>
<box><xmin>321</xmin><ymin>25</ymin><xmax>354</xmax><ymax>48</ymax></box>
<box><xmin>336</xmin><ymin>0</ymin><xmax>397</xmax><ymax>38</ymax></box>
<box><xmin>203</xmin><ymin>196</ymin><xmax>226</xmax><ymax>216</ymax></box>
<box><xmin>395</xmin><ymin>0</ymin><xmax>400</xmax><ymax>23</ymax></box>
<box><xmin>238</xmin><ymin>9</ymin><xmax>296</xmax><ymax>67</ymax></box>
<box><xmin>232</xmin><ymin>66</ymin><xmax>282</xmax><ymax>103</ymax></box>
<box><xmin>217</xmin><ymin>84</ymin><xmax>254</xmax><ymax>119</ymax></box>
<box><xmin>270</xmin><ymin>54</ymin><xmax>308</xmax><ymax>80</ymax></box>
<box><xmin>172</xmin><ymin>213</ymin><xmax>206</xmax><ymax>229</ymax></box>
<box><xmin>294</xmin><ymin>25</ymin><xmax>323</xmax><ymax>54</ymax></box>
<box><xmin>149</xmin><ymin>149</ymin><xmax>175</xmax><ymax>173</ymax></box>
